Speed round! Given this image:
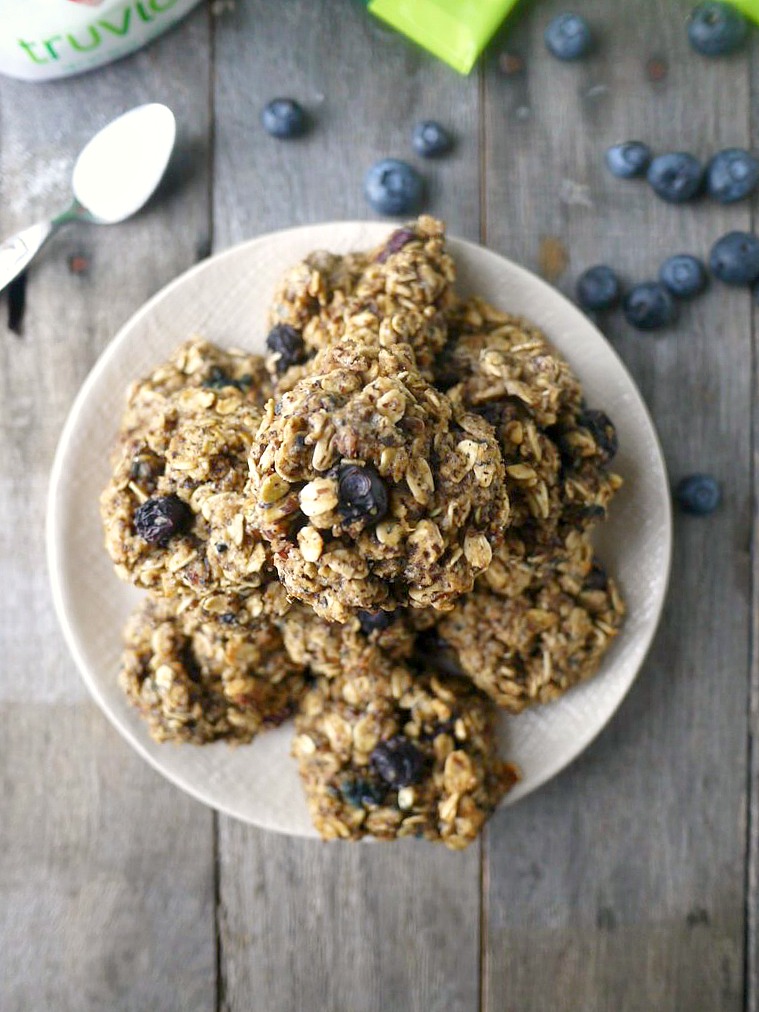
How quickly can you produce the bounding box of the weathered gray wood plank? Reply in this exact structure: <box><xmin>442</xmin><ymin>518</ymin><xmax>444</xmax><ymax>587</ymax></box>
<box><xmin>748</xmin><ymin>38</ymin><xmax>759</xmax><ymax>1012</ymax></box>
<box><xmin>212</xmin><ymin>0</ymin><xmax>480</xmax><ymax>243</ymax></box>
<box><xmin>483</xmin><ymin>2</ymin><xmax>751</xmax><ymax>1009</ymax></box>
<box><xmin>218</xmin><ymin>827</ymin><xmax>480</xmax><ymax>1012</ymax></box>
<box><xmin>0</xmin><ymin>10</ymin><xmax>217</xmax><ymax>1010</ymax></box>
<box><xmin>212</xmin><ymin>3</ymin><xmax>481</xmax><ymax>1010</ymax></box>
<box><xmin>0</xmin><ymin>705</ymin><xmax>215</xmax><ymax>1012</ymax></box>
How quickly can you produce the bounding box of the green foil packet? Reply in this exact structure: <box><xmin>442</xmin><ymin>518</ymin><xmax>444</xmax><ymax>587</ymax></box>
<box><xmin>730</xmin><ymin>0</ymin><xmax>759</xmax><ymax>21</ymax></box>
<box><xmin>367</xmin><ymin>0</ymin><xmax>521</xmax><ymax>74</ymax></box>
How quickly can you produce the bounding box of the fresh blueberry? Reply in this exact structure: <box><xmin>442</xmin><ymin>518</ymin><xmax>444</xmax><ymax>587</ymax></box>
<box><xmin>544</xmin><ymin>13</ymin><xmax>593</xmax><ymax>61</ymax></box>
<box><xmin>647</xmin><ymin>152</ymin><xmax>704</xmax><ymax>203</ymax></box>
<box><xmin>337</xmin><ymin>464</ymin><xmax>388</xmax><ymax>523</ymax></box>
<box><xmin>576</xmin><ymin>265</ymin><xmax>621</xmax><ymax>311</ymax></box>
<box><xmin>706</xmin><ymin>148</ymin><xmax>759</xmax><ymax>203</ymax></box>
<box><xmin>261</xmin><ymin>98</ymin><xmax>307</xmax><ymax>139</ymax></box>
<box><xmin>134</xmin><ymin>494</ymin><xmax>193</xmax><ymax>545</ymax></box>
<box><xmin>709</xmin><ymin>231</ymin><xmax>759</xmax><ymax>285</ymax></box>
<box><xmin>412</xmin><ymin>120</ymin><xmax>453</xmax><ymax>158</ymax></box>
<box><xmin>623</xmin><ymin>282</ymin><xmax>677</xmax><ymax>330</ymax></box>
<box><xmin>577</xmin><ymin>409</ymin><xmax>618</xmax><ymax>463</ymax></box>
<box><xmin>605</xmin><ymin>141</ymin><xmax>652</xmax><ymax>179</ymax></box>
<box><xmin>370</xmin><ymin>736</ymin><xmax>427</xmax><ymax>788</ymax></box>
<box><xmin>364</xmin><ymin>159</ymin><xmax>424</xmax><ymax>216</ymax></box>
<box><xmin>688</xmin><ymin>2</ymin><xmax>748</xmax><ymax>57</ymax></box>
<box><xmin>675</xmin><ymin>474</ymin><xmax>722</xmax><ymax>515</ymax></box>
<box><xmin>266</xmin><ymin>324</ymin><xmax>306</xmax><ymax>373</ymax></box>
<box><xmin>658</xmin><ymin>254</ymin><xmax>708</xmax><ymax>299</ymax></box>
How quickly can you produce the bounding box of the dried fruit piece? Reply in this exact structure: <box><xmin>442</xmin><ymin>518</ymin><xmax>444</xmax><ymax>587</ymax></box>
<box><xmin>266</xmin><ymin>324</ymin><xmax>306</xmax><ymax>373</ymax></box>
<box><xmin>370</xmin><ymin>736</ymin><xmax>427</xmax><ymax>787</ymax></box>
<box><xmin>134</xmin><ymin>494</ymin><xmax>193</xmax><ymax>545</ymax></box>
<box><xmin>337</xmin><ymin>464</ymin><xmax>389</xmax><ymax>524</ymax></box>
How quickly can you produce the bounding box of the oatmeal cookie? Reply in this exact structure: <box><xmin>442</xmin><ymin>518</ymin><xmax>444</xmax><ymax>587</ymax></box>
<box><xmin>248</xmin><ymin>340</ymin><xmax>511</xmax><ymax>621</ymax></box>
<box><xmin>279</xmin><ymin>603</ymin><xmax>436</xmax><ymax>674</ymax></box>
<box><xmin>292</xmin><ymin>657</ymin><xmax>518</xmax><ymax>848</ymax></box>
<box><xmin>269</xmin><ymin>217</ymin><xmax>457</xmax><ymax>390</ymax></box>
<box><xmin>469</xmin><ymin>398</ymin><xmax>564</xmax><ymax>531</ymax></box>
<box><xmin>549</xmin><ymin>406</ymin><xmax>623</xmax><ymax>528</ymax></box>
<box><xmin>266</xmin><ymin>248</ymin><xmax>369</xmax><ymax>383</ymax></box>
<box><xmin>344</xmin><ymin>216</ymin><xmax>457</xmax><ymax>373</ymax></box>
<box><xmin>437</xmin><ymin>296</ymin><xmax>582</xmax><ymax>428</ymax></box>
<box><xmin>436</xmin><ymin>557</ymin><xmax>625</xmax><ymax>712</ymax></box>
<box><xmin>480</xmin><ymin>525</ymin><xmax>596</xmax><ymax>599</ymax></box>
<box><xmin>121</xmin><ymin>594</ymin><xmax>308</xmax><ymax>744</ymax></box>
<box><xmin>100</xmin><ymin>338</ymin><xmax>279</xmax><ymax>606</ymax></box>
<box><xmin>440</xmin><ymin>297</ymin><xmax>622</xmax><ymax>537</ymax></box>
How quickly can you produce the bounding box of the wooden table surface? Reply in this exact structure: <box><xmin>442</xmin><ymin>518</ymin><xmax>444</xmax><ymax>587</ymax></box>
<box><xmin>1</xmin><ymin>1</ymin><xmax>756</xmax><ymax>1009</ymax></box>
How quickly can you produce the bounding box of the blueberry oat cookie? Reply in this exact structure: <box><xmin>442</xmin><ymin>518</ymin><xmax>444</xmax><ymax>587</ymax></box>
<box><xmin>437</xmin><ymin>296</ymin><xmax>582</xmax><ymax>428</ymax></box>
<box><xmin>550</xmin><ymin>406</ymin><xmax>623</xmax><ymax>530</ymax></box>
<box><xmin>279</xmin><ymin>602</ymin><xmax>436</xmax><ymax>674</ymax></box>
<box><xmin>439</xmin><ymin>296</ymin><xmax>622</xmax><ymax>537</ymax></box>
<box><xmin>266</xmin><ymin>248</ymin><xmax>369</xmax><ymax>386</ymax></box>
<box><xmin>248</xmin><ymin>340</ymin><xmax>511</xmax><ymax>621</ymax></box>
<box><xmin>268</xmin><ymin>216</ymin><xmax>456</xmax><ymax>390</ymax></box>
<box><xmin>292</xmin><ymin>658</ymin><xmax>518</xmax><ymax>848</ymax></box>
<box><xmin>481</xmin><ymin>525</ymin><xmax>596</xmax><ymax>600</ymax></box>
<box><xmin>121</xmin><ymin>594</ymin><xmax>308</xmax><ymax>744</ymax></box>
<box><xmin>100</xmin><ymin>338</ymin><xmax>281</xmax><ymax>608</ymax></box>
<box><xmin>345</xmin><ymin>216</ymin><xmax>457</xmax><ymax>373</ymax></box>
<box><xmin>436</xmin><ymin>555</ymin><xmax>624</xmax><ymax>712</ymax></box>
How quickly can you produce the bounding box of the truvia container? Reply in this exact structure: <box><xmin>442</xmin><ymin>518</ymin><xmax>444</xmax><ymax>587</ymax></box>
<box><xmin>0</xmin><ymin>0</ymin><xmax>204</xmax><ymax>82</ymax></box>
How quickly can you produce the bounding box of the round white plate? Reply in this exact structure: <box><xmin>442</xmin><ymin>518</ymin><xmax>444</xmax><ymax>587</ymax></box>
<box><xmin>47</xmin><ymin>222</ymin><xmax>671</xmax><ymax>837</ymax></box>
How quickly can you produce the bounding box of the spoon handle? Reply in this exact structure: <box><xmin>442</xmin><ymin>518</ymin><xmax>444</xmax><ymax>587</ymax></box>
<box><xmin>0</xmin><ymin>220</ymin><xmax>55</xmax><ymax>294</ymax></box>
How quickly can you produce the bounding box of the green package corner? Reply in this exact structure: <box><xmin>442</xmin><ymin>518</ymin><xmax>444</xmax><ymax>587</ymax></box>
<box><xmin>368</xmin><ymin>0</ymin><xmax>521</xmax><ymax>75</ymax></box>
<box><xmin>729</xmin><ymin>0</ymin><xmax>759</xmax><ymax>21</ymax></box>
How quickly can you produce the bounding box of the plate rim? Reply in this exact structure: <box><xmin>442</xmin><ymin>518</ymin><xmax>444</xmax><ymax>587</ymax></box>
<box><xmin>46</xmin><ymin>220</ymin><xmax>673</xmax><ymax>832</ymax></box>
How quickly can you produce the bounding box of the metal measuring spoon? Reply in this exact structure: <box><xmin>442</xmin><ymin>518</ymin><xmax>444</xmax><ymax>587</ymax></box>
<box><xmin>0</xmin><ymin>103</ymin><xmax>176</xmax><ymax>293</ymax></box>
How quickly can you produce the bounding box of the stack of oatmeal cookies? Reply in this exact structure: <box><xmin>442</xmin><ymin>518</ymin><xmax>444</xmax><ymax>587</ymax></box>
<box><xmin>100</xmin><ymin>217</ymin><xmax>624</xmax><ymax>849</ymax></box>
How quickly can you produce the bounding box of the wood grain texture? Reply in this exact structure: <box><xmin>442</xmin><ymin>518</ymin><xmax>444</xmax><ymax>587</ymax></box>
<box><xmin>483</xmin><ymin>2</ymin><xmax>751</xmax><ymax>1010</ymax></box>
<box><xmin>218</xmin><ymin>827</ymin><xmax>480</xmax><ymax>1012</ymax></box>
<box><xmin>212</xmin><ymin>3</ymin><xmax>482</xmax><ymax>1011</ymax></box>
<box><xmin>0</xmin><ymin>705</ymin><xmax>215</xmax><ymax>1012</ymax></box>
<box><xmin>211</xmin><ymin>0</ymin><xmax>480</xmax><ymax>242</ymax></box>
<box><xmin>748</xmin><ymin>38</ymin><xmax>759</xmax><ymax>1012</ymax></box>
<box><xmin>0</xmin><ymin>9</ymin><xmax>217</xmax><ymax>1011</ymax></box>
